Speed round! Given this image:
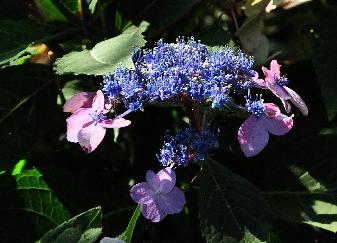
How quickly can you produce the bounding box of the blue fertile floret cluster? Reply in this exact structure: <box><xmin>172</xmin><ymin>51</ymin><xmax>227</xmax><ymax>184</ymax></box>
<box><xmin>157</xmin><ymin>128</ymin><xmax>219</xmax><ymax>167</ymax></box>
<box><xmin>102</xmin><ymin>37</ymin><xmax>255</xmax><ymax>111</ymax></box>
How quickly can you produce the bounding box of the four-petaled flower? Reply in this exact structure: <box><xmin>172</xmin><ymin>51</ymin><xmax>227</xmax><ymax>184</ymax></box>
<box><xmin>66</xmin><ymin>90</ymin><xmax>131</xmax><ymax>153</ymax></box>
<box><xmin>238</xmin><ymin>103</ymin><xmax>293</xmax><ymax>157</ymax></box>
<box><xmin>130</xmin><ymin>168</ymin><xmax>186</xmax><ymax>222</ymax></box>
<box><xmin>253</xmin><ymin>60</ymin><xmax>308</xmax><ymax>116</ymax></box>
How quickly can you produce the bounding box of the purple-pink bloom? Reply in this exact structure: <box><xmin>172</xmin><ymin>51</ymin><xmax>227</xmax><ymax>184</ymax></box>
<box><xmin>130</xmin><ymin>168</ymin><xmax>186</xmax><ymax>223</ymax></box>
<box><xmin>63</xmin><ymin>91</ymin><xmax>113</xmax><ymax>113</ymax></box>
<box><xmin>66</xmin><ymin>90</ymin><xmax>131</xmax><ymax>153</ymax></box>
<box><xmin>63</xmin><ymin>92</ymin><xmax>96</xmax><ymax>113</ymax></box>
<box><xmin>252</xmin><ymin>60</ymin><xmax>308</xmax><ymax>116</ymax></box>
<box><xmin>238</xmin><ymin>103</ymin><xmax>293</xmax><ymax>157</ymax></box>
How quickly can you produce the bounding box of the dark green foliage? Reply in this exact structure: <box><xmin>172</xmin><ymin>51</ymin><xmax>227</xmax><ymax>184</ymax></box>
<box><xmin>40</xmin><ymin>207</ymin><xmax>102</xmax><ymax>243</ymax></box>
<box><xmin>199</xmin><ymin>160</ymin><xmax>271</xmax><ymax>242</ymax></box>
<box><xmin>1</xmin><ymin>0</ymin><xmax>337</xmax><ymax>243</ymax></box>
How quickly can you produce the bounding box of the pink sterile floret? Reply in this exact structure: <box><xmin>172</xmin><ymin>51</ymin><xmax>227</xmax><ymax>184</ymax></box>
<box><xmin>238</xmin><ymin>103</ymin><xmax>293</xmax><ymax>157</ymax></box>
<box><xmin>63</xmin><ymin>92</ymin><xmax>96</xmax><ymax>113</ymax></box>
<box><xmin>252</xmin><ymin>60</ymin><xmax>308</xmax><ymax>116</ymax></box>
<box><xmin>66</xmin><ymin>90</ymin><xmax>131</xmax><ymax>153</ymax></box>
<box><xmin>130</xmin><ymin>167</ymin><xmax>186</xmax><ymax>223</ymax></box>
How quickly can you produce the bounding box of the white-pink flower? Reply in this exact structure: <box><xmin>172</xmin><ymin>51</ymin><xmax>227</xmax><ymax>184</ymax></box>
<box><xmin>252</xmin><ymin>60</ymin><xmax>308</xmax><ymax>116</ymax></box>
<box><xmin>130</xmin><ymin>168</ymin><xmax>186</xmax><ymax>222</ymax></box>
<box><xmin>66</xmin><ymin>90</ymin><xmax>131</xmax><ymax>153</ymax></box>
<box><xmin>238</xmin><ymin>103</ymin><xmax>293</xmax><ymax>157</ymax></box>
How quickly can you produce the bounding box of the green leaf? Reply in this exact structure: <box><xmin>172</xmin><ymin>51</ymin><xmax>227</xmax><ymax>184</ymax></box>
<box><xmin>0</xmin><ymin>20</ymin><xmax>64</xmax><ymax>67</ymax></box>
<box><xmin>35</xmin><ymin>0</ymin><xmax>82</xmax><ymax>22</ymax></box>
<box><xmin>289</xmin><ymin>165</ymin><xmax>327</xmax><ymax>193</ymax></box>
<box><xmin>88</xmin><ymin>0</ymin><xmax>98</xmax><ymax>14</ymax></box>
<box><xmin>34</xmin><ymin>0</ymin><xmax>68</xmax><ymax>22</ymax></box>
<box><xmin>266</xmin><ymin>191</ymin><xmax>337</xmax><ymax>232</ymax></box>
<box><xmin>240</xmin><ymin>230</ymin><xmax>266</xmax><ymax>243</ymax></box>
<box><xmin>58</xmin><ymin>0</ymin><xmax>82</xmax><ymax>16</ymax></box>
<box><xmin>54</xmin><ymin>21</ymin><xmax>149</xmax><ymax>76</ymax></box>
<box><xmin>117</xmin><ymin>205</ymin><xmax>141</xmax><ymax>243</ymax></box>
<box><xmin>237</xmin><ymin>17</ymin><xmax>269</xmax><ymax>65</ymax></box>
<box><xmin>199</xmin><ymin>160</ymin><xmax>271</xmax><ymax>243</ymax></box>
<box><xmin>40</xmin><ymin>207</ymin><xmax>102</xmax><ymax>243</ymax></box>
<box><xmin>15</xmin><ymin>169</ymin><xmax>71</xmax><ymax>227</ymax></box>
<box><xmin>11</xmin><ymin>159</ymin><xmax>27</xmax><ymax>176</ymax></box>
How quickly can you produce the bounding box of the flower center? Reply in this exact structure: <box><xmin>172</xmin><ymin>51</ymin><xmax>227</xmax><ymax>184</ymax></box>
<box><xmin>90</xmin><ymin>111</ymin><xmax>107</xmax><ymax>125</ymax></box>
<box><xmin>154</xmin><ymin>190</ymin><xmax>162</xmax><ymax>197</ymax></box>
<box><xmin>246</xmin><ymin>94</ymin><xmax>265</xmax><ymax>117</ymax></box>
<box><xmin>275</xmin><ymin>74</ymin><xmax>289</xmax><ymax>86</ymax></box>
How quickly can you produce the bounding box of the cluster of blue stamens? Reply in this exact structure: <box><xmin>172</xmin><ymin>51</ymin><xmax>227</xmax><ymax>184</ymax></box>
<box><xmin>90</xmin><ymin>112</ymin><xmax>107</xmax><ymax>125</ymax></box>
<box><xmin>102</xmin><ymin>37</ymin><xmax>255</xmax><ymax>111</ymax></box>
<box><xmin>157</xmin><ymin>128</ymin><xmax>219</xmax><ymax>167</ymax></box>
<box><xmin>245</xmin><ymin>92</ymin><xmax>266</xmax><ymax>117</ymax></box>
<box><xmin>275</xmin><ymin>74</ymin><xmax>289</xmax><ymax>86</ymax></box>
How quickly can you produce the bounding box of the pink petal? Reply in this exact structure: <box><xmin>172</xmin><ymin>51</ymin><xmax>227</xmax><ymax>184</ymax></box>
<box><xmin>66</xmin><ymin>122</ymin><xmax>82</xmax><ymax>143</ymax></box>
<box><xmin>63</xmin><ymin>92</ymin><xmax>95</xmax><ymax>113</ymax></box>
<box><xmin>99</xmin><ymin>118</ymin><xmax>131</xmax><ymax>128</ymax></box>
<box><xmin>251</xmin><ymin>71</ymin><xmax>267</xmax><ymax>89</ymax></box>
<box><xmin>261</xmin><ymin>66</ymin><xmax>276</xmax><ymax>85</ymax></box>
<box><xmin>238</xmin><ymin>115</ymin><xmax>269</xmax><ymax>157</ymax></box>
<box><xmin>130</xmin><ymin>182</ymin><xmax>154</xmax><ymax>205</ymax></box>
<box><xmin>158</xmin><ymin>187</ymin><xmax>186</xmax><ymax>214</ymax></box>
<box><xmin>284</xmin><ymin>87</ymin><xmax>308</xmax><ymax>116</ymax></box>
<box><xmin>92</xmin><ymin>90</ymin><xmax>105</xmax><ymax>112</ymax></box>
<box><xmin>264</xmin><ymin>103</ymin><xmax>281</xmax><ymax>118</ymax></box>
<box><xmin>141</xmin><ymin>198</ymin><xmax>167</xmax><ymax>222</ymax></box>
<box><xmin>267</xmin><ymin>83</ymin><xmax>291</xmax><ymax>101</ymax></box>
<box><xmin>281</xmin><ymin>100</ymin><xmax>292</xmax><ymax>113</ymax></box>
<box><xmin>270</xmin><ymin>60</ymin><xmax>281</xmax><ymax>76</ymax></box>
<box><xmin>157</xmin><ymin>167</ymin><xmax>176</xmax><ymax>193</ymax></box>
<box><xmin>78</xmin><ymin>123</ymin><xmax>106</xmax><ymax>153</ymax></box>
<box><xmin>66</xmin><ymin>108</ymin><xmax>93</xmax><ymax>124</ymax></box>
<box><xmin>261</xmin><ymin>114</ymin><xmax>293</xmax><ymax>136</ymax></box>
<box><xmin>66</xmin><ymin>108</ymin><xmax>93</xmax><ymax>143</ymax></box>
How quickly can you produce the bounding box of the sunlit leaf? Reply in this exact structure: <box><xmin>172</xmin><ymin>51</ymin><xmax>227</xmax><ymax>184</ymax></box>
<box><xmin>117</xmin><ymin>205</ymin><xmax>141</xmax><ymax>243</ymax></box>
<box><xmin>15</xmin><ymin>168</ymin><xmax>71</xmax><ymax>228</ymax></box>
<box><xmin>289</xmin><ymin>165</ymin><xmax>327</xmax><ymax>193</ymax></box>
<box><xmin>54</xmin><ymin>21</ymin><xmax>149</xmax><ymax>76</ymax></box>
<box><xmin>11</xmin><ymin>159</ymin><xmax>27</xmax><ymax>176</ymax></box>
<box><xmin>89</xmin><ymin>0</ymin><xmax>98</xmax><ymax>14</ymax></box>
<box><xmin>266</xmin><ymin>191</ymin><xmax>337</xmax><ymax>232</ymax></box>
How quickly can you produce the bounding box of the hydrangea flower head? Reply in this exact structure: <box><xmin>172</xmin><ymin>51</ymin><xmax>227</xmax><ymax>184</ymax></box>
<box><xmin>130</xmin><ymin>168</ymin><xmax>186</xmax><ymax>222</ymax></box>
<box><xmin>253</xmin><ymin>60</ymin><xmax>308</xmax><ymax>116</ymax></box>
<box><xmin>66</xmin><ymin>90</ymin><xmax>131</xmax><ymax>152</ymax></box>
<box><xmin>102</xmin><ymin>37</ymin><xmax>255</xmax><ymax>111</ymax></box>
<box><xmin>157</xmin><ymin>128</ymin><xmax>219</xmax><ymax>167</ymax></box>
<box><xmin>238</xmin><ymin>102</ymin><xmax>293</xmax><ymax>157</ymax></box>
